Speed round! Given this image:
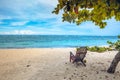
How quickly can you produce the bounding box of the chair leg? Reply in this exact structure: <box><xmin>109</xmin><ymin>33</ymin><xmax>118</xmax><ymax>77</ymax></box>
<box><xmin>70</xmin><ymin>55</ymin><xmax>72</xmax><ymax>62</ymax></box>
<box><xmin>70</xmin><ymin>52</ymin><xmax>75</xmax><ymax>62</ymax></box>
<box><xmin>81</xmin><ymin>60</ymin><xmax>86</xmax><ymax>67</ymax></box>
<box><xmin>76</xmin><ymin>62</ymin><xmax>79</xmax><ymax>68</ymax></box>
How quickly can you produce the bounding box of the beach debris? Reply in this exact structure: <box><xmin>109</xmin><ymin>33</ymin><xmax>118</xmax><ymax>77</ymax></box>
<box><xmin>92</xmin><ymin>66</ymin><xmax>95</xmax><ymax>68</ymax></box>
<box><xmin>116</xmin><ymin>71</ymin><xmax>119</xmax><ymax>73</ymax></box>
<box><xmin>105</xmin><ymin>75</ymin><xmax>108</xmax><ymax>78</ymax></box>
<box><xmin>69</xmin><ymin>77</ymin><xmax>71</xmax><ymax>80</ymax></box>
<box><xmin>107</xmin><ymin>61</ymin><xmax>111</xmax><ymax>63</ymax></box>
<box><xmin>85</xmin><ymin>75</ymin><xmax>87</xmax><ymax>77</ymax></box>
<box><xmin>64</xmin><ymin>77</ymin><xmax>66</xmax><ymax>79</ymax></box>
<box><xmin>71</xmin><ymin>75</ymin><xmax>74</xmax><ymax>77</ymax></box>
<box><xmin>74</xmin><ymin>69</ymin><xmax>77</xmax><ymax>71</ymax></box>
<box><xmin>66</xmin><ymin>68</ymin><xmax>69</xmax><ymax>70</ymax></box>
<box><xmin>79</xmin><ymin>75</ymin><xmax>82</xmax><ymax>77</ymax></box>
<box><xmin>81</xmin><ymin>78</ymin><xmax>84</xmax><ymax>80</ymax></box>
<box><xmin>54</xmin><ymin>74</ymin><xmax>59</xmax><ymax>76</ymax></box>
<box><xmin>65</xmin><ymin>62</ymin><xmax>67</xmax><ymax>64</ymax></box>
<box><xmin>83</xmin><ymin>60</ymin><xmax>87</xmax><ymax>63</ymax></box>
<box><xmin>73</xmin><ymin>73</ymin><xmax>76</xmax><ymax>75</ymax></box>
<box><xmin>113</xmin><ymin>76</ymin><xmax>115</xmax><ymax>79</ymax></box>
<box><xmin>83</xmin><ymin>74</ymin><xmax>87</xmax><ymax>77</ymax></box>
<box><xmin>99</xmin><ymin>77</ymin><xmax>102</xmax><ymax>79</ymax></box>
<box><xmin>26</xmin><ymin>64</ymin><xmax>31</xmax><ymax>67</ymax></box>
<box><xmin>96</xmin><ymin>71</ymin><xmax>99</xmax><ymax>74</ymax></box>
<box><xmin>101</xmin><ymin>70</ymin><xmax>106</xmax><ymax>72</ymax></box>
<box><xmin>97</xmin><ymin>62</ymin><xmax>104</xmax><ymax>65</ymax></box>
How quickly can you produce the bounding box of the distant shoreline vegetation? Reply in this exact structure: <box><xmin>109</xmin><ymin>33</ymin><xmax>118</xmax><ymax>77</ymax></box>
<box><xmin>86</xmin><ymin>46</ymin><xmax>113</xmax><ymax>53</ymax></box>
<box><xmin>77</xmin><ymin>35</ymin><xmax>120</xmax><ymax>53</ymax></box>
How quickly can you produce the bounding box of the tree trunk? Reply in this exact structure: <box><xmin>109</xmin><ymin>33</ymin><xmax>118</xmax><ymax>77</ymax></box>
<box><xmin>107</xmin><ymin>51</ymin><xmax>120</xmax><ymax>73</ymax></box>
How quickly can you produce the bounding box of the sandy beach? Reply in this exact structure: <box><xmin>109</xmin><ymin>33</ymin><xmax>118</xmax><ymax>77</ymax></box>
<box><xmin>0</xmin><ymin>48</ymin><xmax>120</xmax><ymax>80</ymax></box>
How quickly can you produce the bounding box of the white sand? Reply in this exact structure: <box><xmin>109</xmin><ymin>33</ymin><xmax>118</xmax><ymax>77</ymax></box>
<box><xmin>0</xmin><ymin>48</ymin><xmax>120</xmax><ymax>80</ymax></box>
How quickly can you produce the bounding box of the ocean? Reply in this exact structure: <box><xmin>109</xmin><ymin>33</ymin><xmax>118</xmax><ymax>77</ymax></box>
<box><xmin>0</xmin><ymin>35</ymin><xmax>118</xmax><ymax>48</ymax></box>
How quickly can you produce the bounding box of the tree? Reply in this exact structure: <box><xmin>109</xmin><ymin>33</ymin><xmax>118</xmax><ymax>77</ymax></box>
<box><xmin>107</xmin><ymin>36</ymin><xmax>120</xmax><ymax>73</ymax></box>
<box><xmin>52</xmin><ymin>0</ymin><xmax>120</xmax><ymax>28</ymax></box>
<box><xmin>52</xmin><ymin>0</ymin><xmax>120</xmax><ymax>73</ymax></box>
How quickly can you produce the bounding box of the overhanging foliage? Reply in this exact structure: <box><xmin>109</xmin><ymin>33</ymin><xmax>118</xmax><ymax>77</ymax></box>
<box><xmin>52</xmin><ymin>0</ymin><xmax>120</xmax><ymax>28</ymax></box>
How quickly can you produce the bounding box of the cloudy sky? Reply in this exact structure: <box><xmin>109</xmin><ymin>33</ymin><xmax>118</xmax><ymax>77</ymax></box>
<box><xmin>0</xmin><ymin>0</ymin><xmax>120</xmax><ymax>35</ymax></box>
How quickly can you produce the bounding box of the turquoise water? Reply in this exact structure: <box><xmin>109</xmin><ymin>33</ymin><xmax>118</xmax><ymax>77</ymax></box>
<box><xmin>0</xmin><ymin>35</ymin><xmax>118</xmax><ymax>48</ymax></box>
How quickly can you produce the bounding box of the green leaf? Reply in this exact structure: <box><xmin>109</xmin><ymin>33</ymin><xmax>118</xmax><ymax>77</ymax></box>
<box><xmin>52</xmin><ymin>0</ymin><xmax>120</xmax><ymax>28</ymax></box>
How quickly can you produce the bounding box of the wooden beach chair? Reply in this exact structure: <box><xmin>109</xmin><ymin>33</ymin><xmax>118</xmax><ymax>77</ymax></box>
<box><xmin>70</xmin><ymin>47</ymin><xmax>87</xmax><ymax>67</ymax></box>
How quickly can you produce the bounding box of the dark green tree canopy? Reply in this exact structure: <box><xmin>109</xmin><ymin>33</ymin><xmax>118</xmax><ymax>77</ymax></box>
<box><xmin>52</xmin><ymin>0</ymin><xmax>120</xmax><ymax>28</ymax></box>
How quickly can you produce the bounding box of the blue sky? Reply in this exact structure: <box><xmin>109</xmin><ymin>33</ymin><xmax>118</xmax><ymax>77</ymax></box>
<box><xmin>0</xmin><ymin>0</ymin><xmax>120</xmax><ymax>35</ymax></box>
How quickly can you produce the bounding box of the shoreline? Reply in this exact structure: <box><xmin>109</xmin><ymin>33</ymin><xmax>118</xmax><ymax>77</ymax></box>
<box><xmin>0</xmin><ymin>45</ymin><xmax>110</xmax><ymax>49</ymax></box>
<box><xmin>0</xmin><ymin>48</ymin><xmax>120</xmax><ymax>80</ymax></box>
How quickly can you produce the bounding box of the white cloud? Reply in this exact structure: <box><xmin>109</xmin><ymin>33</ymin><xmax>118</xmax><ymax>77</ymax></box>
<box><xmin>0</xmin><ymin>15</ymin><xmax>12</xmax><ymax>20</ymax></box>
<box><xmin>10</xmin><ymin>21</ymin><xmax>28</xmax><ymax>26</ymax></box>
<box><xmin>0</xmin><ymin>0</ymin><xmax>58</xmax><ymax>20</ymax></box>
<box><xmin>0</xmin><ymin>30</ymin><xmax>37</xmax><ymax>35</ymax></box>
<box><xmin>0</xmin><ymin>0</ymin><xmax>120</xmax><ymax>36</ymax></box>
<box><xmin>38</xmin><ymin>0</ymin><xmax>58</xmax><ymax>7</ymax></box>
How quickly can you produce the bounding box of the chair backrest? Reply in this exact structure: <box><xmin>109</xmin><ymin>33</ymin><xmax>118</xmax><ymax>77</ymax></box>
<box><xmin>76</xmin><ymin>47</ymin><xmax>87</xmax><ymax>53</ymax></box>
<box><xmin>76</xmin><ymin>47</ymin><xmax>87</xmax><ymax>60</ymax></box>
